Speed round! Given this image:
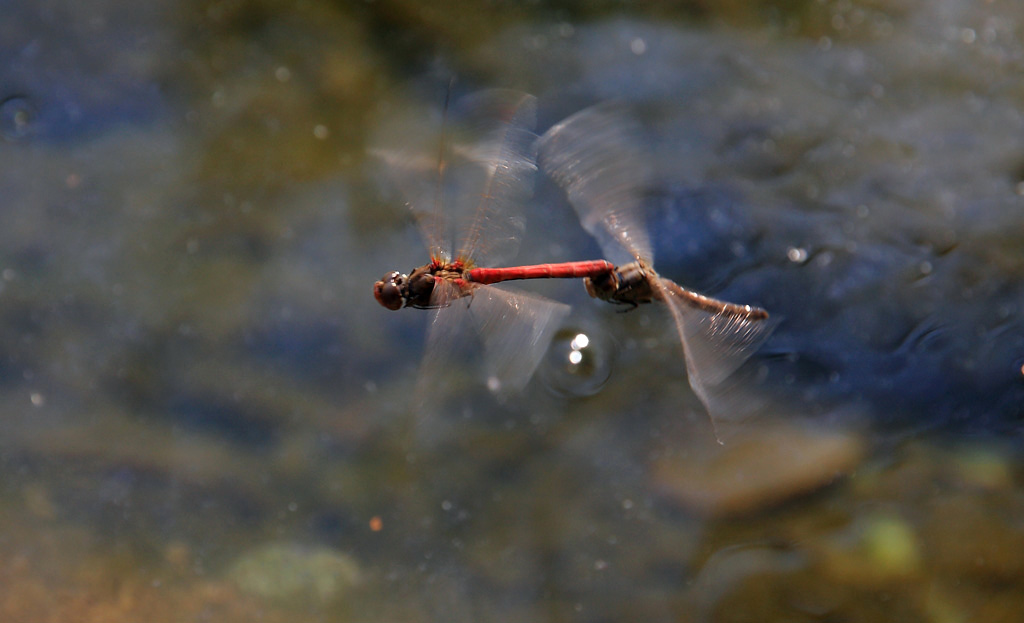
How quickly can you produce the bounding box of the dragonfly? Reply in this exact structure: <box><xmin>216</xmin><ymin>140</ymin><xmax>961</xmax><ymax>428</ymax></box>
<box><xmin>536</xmin><ymin>103</ymin><xmax>774</xmax><ymax>434</ymax></box>
<box><xmin>371</xmin><ymin>90</ymin><xmax>617</xmax><ymax>398</ymax></box>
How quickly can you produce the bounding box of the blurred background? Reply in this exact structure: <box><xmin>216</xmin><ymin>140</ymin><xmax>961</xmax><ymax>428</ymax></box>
<box><xmin>2</xmin><ymin>0</ymin><xmax>1024</xmax><ymax>620</ymax></box>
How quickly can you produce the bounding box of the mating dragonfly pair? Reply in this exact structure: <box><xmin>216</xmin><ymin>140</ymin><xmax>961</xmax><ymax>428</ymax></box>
<box><xmin>373</xmin><ymin>91</ymin><xmax>772</xmax><ymax>426</ymax></box>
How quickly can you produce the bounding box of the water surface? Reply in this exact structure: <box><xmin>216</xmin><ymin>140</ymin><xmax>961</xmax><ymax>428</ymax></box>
<box><xmin>1</xmin><ymin>0</ymin><xmax>1023</xmax><ymax>620</ymax></box>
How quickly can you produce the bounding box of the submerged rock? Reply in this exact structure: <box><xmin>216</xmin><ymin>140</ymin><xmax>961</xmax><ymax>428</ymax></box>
<box><xmin>227</xmin><ymin>542</ymin><xmax>362</xmax><ymax>606</ymax></box>
<box><xmin>651</xmin><ymin>419</ymin><xmax>865</xmax><ymax>517</ymax></box>
<box><xmin>815</xmin><ymin>511</ymin><xmax>922</xmax><ymax>587</ymax></box>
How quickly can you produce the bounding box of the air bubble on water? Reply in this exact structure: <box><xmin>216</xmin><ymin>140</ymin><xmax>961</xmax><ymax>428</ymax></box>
<box><xmin>787</xmin><ymin>247</ymin><xmax>809</xmax><ymax>264</ymax></box>
<box><xmin>486</xmin><ymin>376</ymin><xmax>502</xmax><ymax>393</ymax></box>
<box><xmin>1</xmin><ymin>96</ymin><xmax>35</xmax><ymax>141</ymax></box>
<box><xmin>526</xmin><ymin>34</ymin><xmax>548</xmax><ymax>50</ymax></box>
<box><xmin>539</xmin><ymin>325</ymin><xmax>614</xmax><ymax>398</ymax></box>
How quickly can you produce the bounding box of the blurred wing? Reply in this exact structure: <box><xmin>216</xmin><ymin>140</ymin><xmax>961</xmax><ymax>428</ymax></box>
<box><xmin>412</xmin><ymin>281</ymin><xmax>569</xmax><ymax>426</ymax></box>
<box><xmin>370</xmin><ymin>90</ymin><xmax>539</xmax><ymax>267</ymax></box>
<box><xmin>450</xmin><ymin>90</ymin><xmax>538</xmax><ymax>267</ymax></box>
<box><xmin>368</xmin><ymin>106</ymin><xmax>451</xmax><ymax>262</ymax></box>
<box><xmin>536</xmin><ymin>102</ymin><xmax>654</xmax><ymax>266</ymax></box>
<box><xmin>464</xmin><ymin>285</ymin><xmax>570</xmax><ymax>395</ymax></box>
<box><xmin>411</xmin><ymin>278</ymin><xmax>479</xmax><ymax>439</ymax></box>
<box><xmin>654</xmin><ymin>278</ymin><xmax>776</xmax><ymax>415</ymax></box>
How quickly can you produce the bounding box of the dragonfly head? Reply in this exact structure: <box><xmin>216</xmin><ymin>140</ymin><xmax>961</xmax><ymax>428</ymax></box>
<box><xmin>373</xmin><ymin>271</ymin><xmax>407</xmax><ymax>310</ymax></box>
<box><xmin>374</xmin><ymin>266</ymin><xmax>438</xmax><ymax>310</ymax></box>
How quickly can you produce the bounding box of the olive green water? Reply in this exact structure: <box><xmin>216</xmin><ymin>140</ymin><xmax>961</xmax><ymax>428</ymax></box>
<box><xmin>2</xmin><ymin>0</ymin><xmax>1024</xmax><ymax>621</ymax></box>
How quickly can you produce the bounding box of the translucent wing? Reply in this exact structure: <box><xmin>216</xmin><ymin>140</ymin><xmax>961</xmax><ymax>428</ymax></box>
<box><xmin>654</xmin><ymin>277</ymin><xmax>776</xmax><ymax>416</ymax></box>
<box><xmin>465</xmin><ymin>285</ymin><xmax>570</xmax><ymax>394</ymax></box>
<box><xmin>368</xmin><ymin>107</ymin><xmax>451</xmax><ymax>262</ymax></box>
<box><xmin>413</xmin><ymin>281</ymin><xmax>569</xmax><ymax>412</ymax></box>
<box><xmin>370</xmin><ymin>90</ymin><xmax>539</xmax><ymax>268</ymax></box>
<box><xmin>536</xmin><ymin>102</ymin><xmax>654</xmax><ymax>267</ymax></box>
<box><xmin>412</xmin><ymin>278</ymin><xmax>470</xmax><ymax>409</ymax></box>
<box><xmin>449</xmin><ymin>90</ymin><xmax>538</xmax><ymax>267</ymax></box>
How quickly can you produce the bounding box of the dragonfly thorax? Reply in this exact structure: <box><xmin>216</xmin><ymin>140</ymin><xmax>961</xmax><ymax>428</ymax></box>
<box><xmin>584</xmin><ymin>261</ymin><xmax>656</xmax><ymax>306</ymax></box>
<box><xmin>403</xmin><ymin>265</ymin><xmax>440</xmax><ymax>308</ymax></box>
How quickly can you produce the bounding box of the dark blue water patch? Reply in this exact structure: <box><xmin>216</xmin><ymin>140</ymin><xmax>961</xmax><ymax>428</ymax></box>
<box><xmin>28</xmin><ymin>455</ymin><xmax>269</xmax><ymax>546</ymax></box>
<box><xmin>645</xmin><ymin>184</ymin><xmax>765</xmax><ymax>294</ymax></box>
<box><xmin>4</xmin><ymin>244</ymin><xmax>58</xmax><ymax>281</ymax></box>
<box><xmin>242</xmin><ymin>317</ymin><xmax>360</xmax><ymax>384</ymax></box>
<box><xmin>0</xmin><ymin>290</ymin><xmax>61</xmax><ymax>389</ymax></box>
<box><xmin>790</xmin><ymin>274</ymin><xmax>1024</xmax><ymax>433</ymax></box>
<box><xmin>238</xmin><ymin>306</ymin><xmax>430</xmax><ymax>395</ymax></box>
<box><xmin>0</xmin><ymin>351</ymin><xmax>23</xmax><ymax>390</ymax></box>
<box><xmin>0</xmin><ymin>3</ymin><xmax>170</xmax><ymax>142</ymax></box>
<box><xmin>531</xmin><ymin>176</ymin><xmax>618</xmax><ymax>261</ymax></box>
<box><xmin>303</xmin><ymin>507</ymin><xmax>364</xmax><ymax>545</ymax></box>
<box><xmin>0</xmin><ymin>81</ymin><xmax>166</xmax><ymax>143</ymax></box>
<box><xmin>527</xmin><ymin>23</ymin><xmax>741</xmax><ymax>107</ymax></box>
<box><xmin>100</xmin><ymin>332</ymin><xmax>285</xmax><ymax>448</ymax></box>
<box><xmin>649</xmin><ymin>184</ymin><xmax>1024</xmax><ymax>433</ymax></box>
<box><xmin>164</xmin><ymin>393</ymin><xmax>280</xmax><ymax>448</ymax></box>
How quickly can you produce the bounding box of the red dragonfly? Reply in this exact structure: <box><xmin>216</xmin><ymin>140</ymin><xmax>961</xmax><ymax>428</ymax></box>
<box><xmin>537</xmin><ymin>103</ymin><xmax>774</xmax><ymax>430</ymax></box>
<box><xmin>372</xmin><ymin>90</ymin><xmax>616</xmax><ymax>396</ymax></box>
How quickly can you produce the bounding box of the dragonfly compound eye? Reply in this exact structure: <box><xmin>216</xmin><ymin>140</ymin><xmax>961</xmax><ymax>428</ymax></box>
<box><xmin>373</xmin><ymin>272</ymin><xmax>405</xmax><ymax>310</ymax></box>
